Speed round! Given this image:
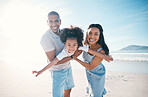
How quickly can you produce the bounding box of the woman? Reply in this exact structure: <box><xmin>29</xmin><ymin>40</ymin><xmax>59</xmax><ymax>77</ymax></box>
<box><xmin>74</xmin><ymin>24</ymin><xmax>111</xmax><ymax>97</ymax></box>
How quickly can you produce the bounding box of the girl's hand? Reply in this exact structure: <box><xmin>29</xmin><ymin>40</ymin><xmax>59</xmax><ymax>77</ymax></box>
<box><xmin>78</xmin><ymin>45</ymin><xmax>89</xmax><ymax>52</ymax></box>
<box><xmin>32</xmin><ymin>70</ymin><xmax>42</xmax><ymax>77</ymax></box>
<box><xmin>104</xmin><ymin>55</ymin><xmax>113</xmax><ymax>62</ymax></box>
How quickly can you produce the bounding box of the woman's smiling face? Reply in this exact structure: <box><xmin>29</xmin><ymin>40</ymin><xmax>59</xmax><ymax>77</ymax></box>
<box><xmin>87</xmin><ymin>27</ymin><xmax>100</xmax><ymax>45</ymax></box>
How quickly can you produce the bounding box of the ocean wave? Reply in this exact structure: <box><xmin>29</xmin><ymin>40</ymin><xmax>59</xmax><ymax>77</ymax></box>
<box><xmin>111</xmin><ymin>53</ymin><xmax>148</xmax><ymax>62</ymax></box>
<box><xmin>111</xmin><ymin>53</ymin><xmax>148</xmax><ymax>55</ymax></box>
<box><xmin>113</xmin><ymin>57</ymin><xmax>148</xmax><ymax>62</ymax></box>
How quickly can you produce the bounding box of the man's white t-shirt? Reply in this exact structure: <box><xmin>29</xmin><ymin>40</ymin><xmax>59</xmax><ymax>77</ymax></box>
<box><xmin>41</xmin><ymin>29</ymin><xmax>71</xmax><ymax>71</ymax></box>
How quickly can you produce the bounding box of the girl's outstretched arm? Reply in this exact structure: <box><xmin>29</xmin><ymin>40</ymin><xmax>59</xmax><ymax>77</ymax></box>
<box><xmin>32</xmin><ymin>48</ymin><xmax>70</xmax><ymax>77</ymax></box>
<box><xmin>32</xmin><ymin>58</ymin><xmax>59</xmax><ymax>77</ymax></box>
<box><xmin>78</xmin><ymin>46</ymin><xmax>113</xmax><ymax>62</ymax></box>
<box><xmin>88</xmin><ymin>49</ymin><xmax>113</xmax><ymax>62</ymax></box>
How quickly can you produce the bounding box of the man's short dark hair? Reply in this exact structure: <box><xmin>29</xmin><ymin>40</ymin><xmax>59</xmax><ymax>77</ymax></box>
<box><xmin>48</xmin><ymin>11</ymin><xmax>60</xmax><ymax>19</ymax></box>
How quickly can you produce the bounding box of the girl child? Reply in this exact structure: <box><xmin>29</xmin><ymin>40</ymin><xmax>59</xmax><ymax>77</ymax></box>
<box><xmin>32</xmin><ymin>26</ymin><xmax>84</xmax><ymax>77</ymax></box>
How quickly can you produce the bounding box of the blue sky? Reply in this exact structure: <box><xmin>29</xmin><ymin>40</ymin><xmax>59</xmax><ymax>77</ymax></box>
<box><xmin>59</xmin><ymin>0</ymin><xmax>148</xmax><ymax>50</ymax></box>
<box><xmin>0</xmin><ymin>0</ymin><xmax>148</xmax><ymax>56</ymax></box>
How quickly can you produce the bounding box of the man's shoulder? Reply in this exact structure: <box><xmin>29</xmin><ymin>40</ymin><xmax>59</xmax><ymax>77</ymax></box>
<box><xmin>40</xmin><ymin>30</ymin><xmax>51</xmax><ymax>44</ymax></box>
<box><xmin>41</xmin><ymin>30</ymin><xmax>52</xmax><ymax>39</ymax></box>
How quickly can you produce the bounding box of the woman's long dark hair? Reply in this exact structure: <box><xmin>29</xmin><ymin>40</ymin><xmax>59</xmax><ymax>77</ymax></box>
<box><xmin>84</xmin><ymin>24</ymin><xmax>109</xmax><ymax>55</ymax></box>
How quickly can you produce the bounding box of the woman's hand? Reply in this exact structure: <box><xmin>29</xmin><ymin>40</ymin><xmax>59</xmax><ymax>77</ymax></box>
<box><xmin>73</xmin><ymin>50</ymin><xmax>82</xmax><ymax>59</ymax></box>
<box><xmin>32</xmin><ymin>70</ymin><xmax>42</xmax><ymax>77</ymax></box>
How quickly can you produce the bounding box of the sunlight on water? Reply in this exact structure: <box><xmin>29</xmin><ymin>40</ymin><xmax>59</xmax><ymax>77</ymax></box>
<box><xmin>111</xmin><ymin>50</ymin><xmax>148</xmax><ymax>62</ymax></box>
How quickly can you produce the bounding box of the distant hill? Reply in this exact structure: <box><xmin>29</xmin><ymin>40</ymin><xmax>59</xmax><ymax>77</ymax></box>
<box><xmin>120</xmin><ymin>45</ymin><xmax>148</xmax><ymax>51</ymax></box>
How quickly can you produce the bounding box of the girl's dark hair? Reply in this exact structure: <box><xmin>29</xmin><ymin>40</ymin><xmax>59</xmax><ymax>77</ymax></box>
<box><xmin>60</xmin><ymin>26</ymin><xmax>84</xmax><ymax>47</ymax></box>
<box><xmin>84</xmin><ymin>24</ymin><xmax>109</xmax><ymax>55</ymax></box>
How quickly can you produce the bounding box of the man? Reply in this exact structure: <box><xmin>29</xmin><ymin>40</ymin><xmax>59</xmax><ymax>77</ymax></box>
<box><xmin>41</xmin><ymin>11</ymin><xmax>75</xmax><ymax>97</ymax></box>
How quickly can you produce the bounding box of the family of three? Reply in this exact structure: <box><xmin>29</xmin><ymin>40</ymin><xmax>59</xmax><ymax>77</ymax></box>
<box><xmin>32</xmin><ymin>11</ymin><xmax>113</xmax><ymax>97</ymax></box>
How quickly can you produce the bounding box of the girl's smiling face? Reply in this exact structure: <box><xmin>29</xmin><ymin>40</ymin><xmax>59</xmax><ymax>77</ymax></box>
<box><xmin>65</xmin><ymin>38</ymin><xmax>78</xmax><ymax>54</ymax></box>
<box><xmin>87</xmin><ymin>27</ymin><xmax>100</xmax><ymax>45</ymax></box>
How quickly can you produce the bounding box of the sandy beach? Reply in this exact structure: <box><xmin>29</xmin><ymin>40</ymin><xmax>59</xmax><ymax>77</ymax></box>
<box><xmin>0</xmin><ymin>60</ymin><xmax>148</xmax><ymax>97</ymax></box>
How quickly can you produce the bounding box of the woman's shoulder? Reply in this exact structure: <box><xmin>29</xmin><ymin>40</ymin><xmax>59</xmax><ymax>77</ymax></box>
<box><xmin>96</xmin><ymin>44</ymin><xmax>105</xmax><ymax>54</ymax></box>
<box><xmin>96</xmin><ymin>47</ymin><xmax>105</xmax><ymax>54</ymax></box>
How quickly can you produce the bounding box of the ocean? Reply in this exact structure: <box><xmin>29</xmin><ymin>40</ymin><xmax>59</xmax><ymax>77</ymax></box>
<box><xmin>0</xmin><ymin>49</ymin><xmax>148</xmax><ymax>74</ymax></box>
<box><xmin>110</xmin><ymin>50</ymin><xmax>148</xmax><ymax>62</ymax></box>
<box><xmin>71</xmin><ymin>50</ymin><xmax>148</xmax><ymax>74</ymax></box>
<box><xmin>104</xmin><ymin>50</ymin><xmax>148</xmax><ymax>74</ymax></box>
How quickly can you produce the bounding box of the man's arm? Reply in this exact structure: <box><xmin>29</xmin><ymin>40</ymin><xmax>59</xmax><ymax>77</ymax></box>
<box><xmin>45</xmin><ymin>50</ymin><xmax>56</xmax><ymax>62</ymax></box>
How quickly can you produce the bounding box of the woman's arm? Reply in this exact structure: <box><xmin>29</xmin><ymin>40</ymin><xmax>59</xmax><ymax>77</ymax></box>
<box><xmin>74</xmin><ymin>49</ymin><xmax>105</xmax><ymax>70</ymax></box>
<box><xmin>32</xmin><ymin>58</ymin><xmax>59</xmax><ymax>77</ymax></box>
<box><xmin>75</xmin><ymin>56</ymin><xmax>103</xmax><ymax>70</ymax></box>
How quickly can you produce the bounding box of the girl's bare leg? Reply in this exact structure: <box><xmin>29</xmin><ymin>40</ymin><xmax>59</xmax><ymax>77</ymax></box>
<box><xmin>64</xmin><ymin>89</ymin><xmax>72</xmax><ymax>97</ymax></box>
